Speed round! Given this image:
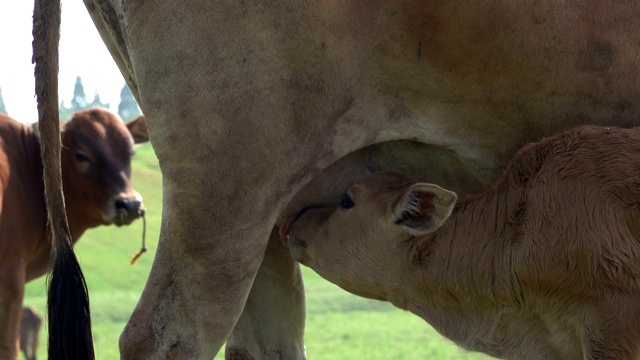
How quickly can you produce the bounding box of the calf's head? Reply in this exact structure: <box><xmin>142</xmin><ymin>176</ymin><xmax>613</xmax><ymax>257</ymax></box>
<box><xmin>284</xmin><ymin>172</ymin><xmax>457</xmax><ymax>300</ymax></box>
<box><xmin>59</xmin><ymin>108</ymin><xmax>149</xmax><ymax>229</ymax></box>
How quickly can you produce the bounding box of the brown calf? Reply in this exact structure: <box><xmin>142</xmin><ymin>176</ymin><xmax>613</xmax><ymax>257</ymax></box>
<box><xmin>0</xmin><ymin>108</ymin><xmax>148</xmax><ymax>360</ymax></box>
<box><xmin>19</xmin><ymin>307</ymin><xmax>42</xmax><ymax>360</ymax></box>
<box><xmin>285</xmin><ymin>125</ymin><xmax>640</xmax><ymax>359</ymax></box>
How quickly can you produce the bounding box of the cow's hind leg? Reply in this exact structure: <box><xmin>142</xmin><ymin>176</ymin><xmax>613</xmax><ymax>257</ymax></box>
<box><xmin>226</xmin><ymin>228</ymin><xmax>306</xmax><ymax>360</ymax></box>
<box><xmin>0</xmin><ymin>261</ymin><xmax>25</xmax><ymax>360</ymax></box>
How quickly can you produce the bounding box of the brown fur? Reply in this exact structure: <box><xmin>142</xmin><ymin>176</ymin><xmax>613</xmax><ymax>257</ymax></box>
<box><xmin>19</xmin><ymin>307</ymin><xmax>42</xmax><ymax>360</ymax></box>
<box><xmin>288</xmin><ymin>125</ymin><xmax>640</xmax><ymax>359</ymax></box>
<box><xmin>0</xmin><ymin>109</ymin><xmax>147</xmax><ymax>360</ymax></box>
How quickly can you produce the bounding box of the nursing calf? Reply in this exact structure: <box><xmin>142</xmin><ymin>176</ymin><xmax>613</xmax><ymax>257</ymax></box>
<box><xmin>285</xmin><ymin>125</ymin><xmax>640</xmax><ymax>360</ymax></box>
<box><xmin>0</xmin><ymin>108</ymin><xmax>148</xmax><ymax>359</ymax></box>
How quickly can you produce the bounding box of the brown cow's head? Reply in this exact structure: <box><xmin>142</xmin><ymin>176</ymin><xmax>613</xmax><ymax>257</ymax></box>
<box><xmin>60</xmin><ymin>108</ymin><xmax>149</xmax><ymax>234</ymax></box>
<box><xmin>283</xmin><ymin>172</ymin><xmax>457</xmax><ymax>300</ymax></box>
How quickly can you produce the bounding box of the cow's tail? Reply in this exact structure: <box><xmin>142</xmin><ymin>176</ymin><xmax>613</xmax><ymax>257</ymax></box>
<box><xmin>33</xmin><ymin>0</ymin><xmax>95</xmax><ymax>359</ymax></box>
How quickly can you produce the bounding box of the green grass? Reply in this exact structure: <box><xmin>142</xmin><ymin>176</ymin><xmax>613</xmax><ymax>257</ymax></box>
<box><xmin>23</xmin><ymin>143</ymin><xmax>493</xmax><ymax>360</ymax></box>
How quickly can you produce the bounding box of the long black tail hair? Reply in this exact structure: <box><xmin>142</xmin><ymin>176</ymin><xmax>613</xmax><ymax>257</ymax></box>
<box><xmin>33</xmin><ymin>0</ymin><xmax>95</xmax><ymax>358</ymax></box>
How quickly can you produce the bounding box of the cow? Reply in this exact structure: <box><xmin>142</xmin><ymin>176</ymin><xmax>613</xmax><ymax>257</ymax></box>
<box><xmin>33</xmin><ymin>1</ymin><xmax>640</xmax><ymax>359</ymax></box>
<box><xmin>20</xmin><ymin>307</ymin><xmax>42</xmax><ymax>360</ymax></box>
<box><xmin>0</xmin><ymin>108</ymin><xmax>148</xmax><ymax>360</ymax></box>
<box><xmin>283</xmin><ymin>125</ymin><xmax>640</xmax><ymax>360</ymax></box>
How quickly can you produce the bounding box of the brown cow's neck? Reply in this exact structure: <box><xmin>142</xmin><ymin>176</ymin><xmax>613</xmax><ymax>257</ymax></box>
<box><xmin>66</xmin><ymin>220</ymin><xmax>89</xmax><ymax>244</ymax></box>
<box><xmin>20</xmin><ymin>125</ymin><xmax>90</xmax><ymax>281</ymax></box>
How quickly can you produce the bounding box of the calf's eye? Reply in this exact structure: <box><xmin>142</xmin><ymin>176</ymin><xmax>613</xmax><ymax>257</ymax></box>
<box><xmin>340</xmin><ymin>193</ymin><xmax>355</xmax><ymax>210</ymax></box>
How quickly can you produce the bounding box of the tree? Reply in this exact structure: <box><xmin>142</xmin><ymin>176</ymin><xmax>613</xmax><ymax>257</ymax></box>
<box><xmin>0</xmin><ymin>87</ymin><xmax>7</xmax><ymax>115</ymax></box>
<box><xmin>118</xmin><ymin>84</ymin><xmax>141</xmax><ymax>121</ymax></box>
<box><xmin>70</xmin><ymin>76</ymin><xmax>87</xmax><ymax>110</ymax></box>
<box><xmin>59</xmin><ymin>100</ymin><xmax>73</xmax><ymax>121</ymax></box>
<box><xmin>59</xmin><ymin>76</ymin><xmax>109</xmax><ymax>120</ymax></box>
<box><xmin>89</xmin><ymin>92</ymin><xmax>109</xmax><ymax>109</ymax></box>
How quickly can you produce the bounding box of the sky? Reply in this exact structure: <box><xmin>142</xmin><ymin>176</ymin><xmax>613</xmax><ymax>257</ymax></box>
<box><xmin>0</xmin><ymin>2</ymin><xmax>126</xmax><ymax>123</ymax></box>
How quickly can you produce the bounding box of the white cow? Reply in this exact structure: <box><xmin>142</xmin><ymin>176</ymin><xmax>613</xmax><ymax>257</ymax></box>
<box><xmin>34</xmin><ymin>1</ymin><xmax>640</xmax><ymax>359</ymax></box>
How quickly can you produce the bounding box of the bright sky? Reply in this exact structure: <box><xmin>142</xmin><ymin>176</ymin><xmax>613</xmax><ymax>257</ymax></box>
<box><xmin>0</xmin><ymin>2</ymin><xmax>125</xmax><ymax>123</ymax></box>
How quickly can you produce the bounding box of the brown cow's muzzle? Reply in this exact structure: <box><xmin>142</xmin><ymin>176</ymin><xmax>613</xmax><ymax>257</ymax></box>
<box><xmin>114</xmin><ymin>197</ymin><xmax>145</xmax><ymax>226</ymax></box>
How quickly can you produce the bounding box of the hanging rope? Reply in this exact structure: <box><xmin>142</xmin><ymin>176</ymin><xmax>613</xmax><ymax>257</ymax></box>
<box><xmin>130</xmin><ymin>209</ymin><xmax>148</xmax><ymax>265</ymax></box>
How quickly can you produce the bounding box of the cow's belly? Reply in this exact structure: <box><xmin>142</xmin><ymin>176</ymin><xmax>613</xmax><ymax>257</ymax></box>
<box><xmin>126</xmin><ymin>1</ymin><xmax>640</xmax><ymax>210</ymax></box>
<box><xmin>281</xmin><ymin>140</ymin><xmax>488</xmax><ymax>220</ymax></box>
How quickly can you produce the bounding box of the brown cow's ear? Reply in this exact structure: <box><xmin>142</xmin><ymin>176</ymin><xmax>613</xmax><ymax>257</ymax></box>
<box><xmin>394</xmin><ymin>183</ymin><xmax>457</xmax><ymax>236</ymax></box>
<box><xmin>126</xmin><ymin>115</ymin><xmax>149</xmax><ymax>144</ymax></box>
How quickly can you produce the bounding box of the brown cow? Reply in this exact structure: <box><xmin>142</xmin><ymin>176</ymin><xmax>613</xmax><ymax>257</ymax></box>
<box><xmin>285</xmin><ymin>125</ymin><xmax>640</xmax><ymax>360</ymax></box>
<box><xmin>0</xmin><ymin>108</ymin><xmax>148</xmax><ymax>359</ymax></box>
<box><xmin>19</xmin><ymin>307</ymin><xmax>42</xmax><ymax>360</ymax></box>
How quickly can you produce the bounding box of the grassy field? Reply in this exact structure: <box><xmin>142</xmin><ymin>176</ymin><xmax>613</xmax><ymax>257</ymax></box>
<box><xmin>23</xmin><ymin>143</ymin><xmax>493</xmax><ymax>360</ymax></box>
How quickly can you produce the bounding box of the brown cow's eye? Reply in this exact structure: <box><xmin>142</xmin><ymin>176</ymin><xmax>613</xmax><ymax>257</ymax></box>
<box><xmin>340</xmin><ymin>193</ymin><xmax>355</xmax><ymax>210</ymax></box>
<box><xmin>75</xmin><ymin>151</ymin><xmax>90</xmax><ymax>163</ymax></box>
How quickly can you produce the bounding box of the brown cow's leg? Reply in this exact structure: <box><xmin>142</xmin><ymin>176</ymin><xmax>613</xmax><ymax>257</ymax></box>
<box><xmin>20</xmin><ymin>307</ymin><xmax>42</xmax><ymax>360</ymax></box>
<box><xmin>0</xmin><ymin>262</ymin><xmax>25</xmax><ymax>360</ymax></box>
<box><xmin>226</xmin><ymin>228</ymin><xmax>306</xmax><ymax>360</ymax></box>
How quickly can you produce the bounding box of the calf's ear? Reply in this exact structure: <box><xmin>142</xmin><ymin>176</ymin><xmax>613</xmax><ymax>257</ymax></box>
<box><xmin>394</xmin><ymin>183</ymin><xmax>457</xmax><ymax>236</ymax></box>
<box><xmin>126</xmin><ymin>115</ymin><xmax>150</xmax><ymax>144</ymax></box>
